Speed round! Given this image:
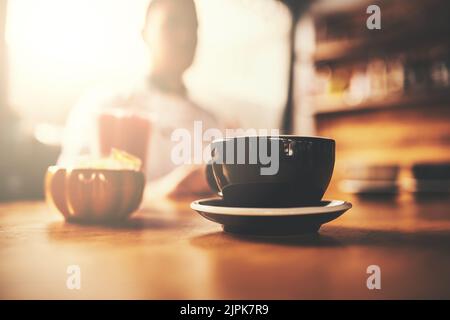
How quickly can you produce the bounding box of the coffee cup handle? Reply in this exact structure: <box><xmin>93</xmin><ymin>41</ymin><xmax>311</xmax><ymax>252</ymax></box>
<box><xmin>205</xmin><ymin>161</ymin><xmax>220</xmax><ymax>193</ymax></box>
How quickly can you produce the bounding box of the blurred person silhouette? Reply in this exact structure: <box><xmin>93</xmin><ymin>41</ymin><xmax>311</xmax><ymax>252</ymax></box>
<box><xmin>59</xmin><ymin>0</ymin><xmax>220</xmax><ymax>200</ymax></box>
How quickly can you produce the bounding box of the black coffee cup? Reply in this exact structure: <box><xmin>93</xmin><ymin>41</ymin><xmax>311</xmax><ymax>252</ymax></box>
<box><xmin>206</xmin><ymin>136</ymin><xmax>335</xmax><ymax>207</ymax></box>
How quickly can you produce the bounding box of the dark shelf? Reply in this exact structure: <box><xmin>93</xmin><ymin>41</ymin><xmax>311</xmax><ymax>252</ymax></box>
<box><xmin>314</xmin><ymin>28</ymin><xmax>450</xmax><ymax>66</ymax></box>
<box><xmin>314</xmin><ymin>89</ymin><xmax>450</xmax><ymax>117</ymax></box>
<box><xmin>312</xmin><ymin>0</ymin><xmax>450</xmax><ymax>66</ymax></box>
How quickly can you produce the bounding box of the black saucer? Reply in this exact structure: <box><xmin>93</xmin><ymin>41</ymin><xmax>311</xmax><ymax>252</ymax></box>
<box><xmin>190</xmin><ymin>198</ymin><xmax>352</xmax><ymax>236</ymax></box>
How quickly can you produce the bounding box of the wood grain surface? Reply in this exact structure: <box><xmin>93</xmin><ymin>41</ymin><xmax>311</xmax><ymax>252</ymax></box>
<box><xmin>1</xmin><ymin>193</ymin><xmax>450</xmax><ymax>299</ymax></box>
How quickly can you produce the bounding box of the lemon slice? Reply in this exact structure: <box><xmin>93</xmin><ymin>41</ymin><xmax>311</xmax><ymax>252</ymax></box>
<box><xmin>110</xmin><ymin>148</ymin><xmax>142</xmax><ymax>171</ymax></box>
<box><xmin>73</xmin><ymin>149</ymin><xmax>142</xmax><ymax>171</ymax></box>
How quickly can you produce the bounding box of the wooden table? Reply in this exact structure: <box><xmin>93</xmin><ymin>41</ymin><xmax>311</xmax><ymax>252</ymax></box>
<box><xmin>1</xmin><ymin>193</ymin><xmax>450</xmax><ymax>299</ymax></box>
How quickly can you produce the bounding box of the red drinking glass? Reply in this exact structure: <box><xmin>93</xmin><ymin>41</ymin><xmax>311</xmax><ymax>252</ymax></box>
<box><xmin>97</xmin><ymin>111</ymin><xmax>152</xmax><ymax>171</ymax></box>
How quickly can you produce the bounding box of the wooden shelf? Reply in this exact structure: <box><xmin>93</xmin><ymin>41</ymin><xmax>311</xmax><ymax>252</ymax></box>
<box><xmin>312</xmin><ymin>0</ymin><xmax>450</xmax><ymax>66</ymax></box>
<box><xmin>314</xmin><ymin>28</ymin><xmax>450</xmax><ymax>66</ymax></box>
<box><xmin>314</xmin><ymin>89</ymin><xmax>450</xmax><ymax>117</ymax></box>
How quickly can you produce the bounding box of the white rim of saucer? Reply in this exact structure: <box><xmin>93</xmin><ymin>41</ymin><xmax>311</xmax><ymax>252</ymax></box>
<box><xmin>190</xmin><ymin>199</ymin><xmax>352</xmax><ymax>216</ymax></box>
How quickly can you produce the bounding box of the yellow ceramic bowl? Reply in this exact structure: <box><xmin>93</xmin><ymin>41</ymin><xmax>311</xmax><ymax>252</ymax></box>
<box><xmin>45</xmin><ymin>166</ymin><xmax>145</xmax><ymax>223</ymax></box>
